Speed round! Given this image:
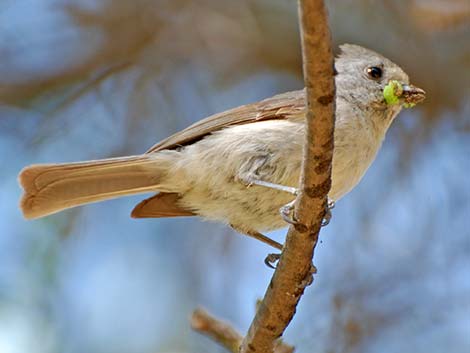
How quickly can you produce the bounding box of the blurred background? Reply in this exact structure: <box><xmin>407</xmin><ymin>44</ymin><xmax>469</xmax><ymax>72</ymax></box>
<box><xmin>1</xmin><ymin>0</ymin><xmax>469</xmax><ymax>352</ymax></box>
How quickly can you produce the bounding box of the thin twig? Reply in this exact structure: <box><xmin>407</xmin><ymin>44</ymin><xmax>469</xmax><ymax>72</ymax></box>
<box><xmin>191</xmin><ymin>308</ymin><xmax>294</xmax><ymax>353</ymax></box>
<box><xmin>191</xmin><ymin>308</ymin><xmax>242</xmax><ymax>353</ymax></box>
<box><xmin>239</xmin><ymin>0</ymin><xmax>336</xmax><ymax>352</ymax></box>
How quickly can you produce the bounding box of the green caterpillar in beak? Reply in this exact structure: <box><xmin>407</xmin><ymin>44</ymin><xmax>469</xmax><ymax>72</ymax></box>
<box><xmin>383</xmin><ymin>80</ymin><xmax>416</xmax><ymax>108</ymax></box>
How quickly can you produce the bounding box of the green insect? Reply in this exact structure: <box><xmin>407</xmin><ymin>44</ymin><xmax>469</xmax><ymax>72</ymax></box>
<box><xmin>383</xmin><ymin>80</ymin><xmax>415</xmax><ymax>108</ymax></box>
<box><xmin>383</xmin><ymin>80</ymin><xmax>402</xmax><ymax>105</ymax></box>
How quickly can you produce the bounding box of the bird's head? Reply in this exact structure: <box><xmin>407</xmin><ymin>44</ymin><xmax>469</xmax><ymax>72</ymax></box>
<box><xmin>335</xmin><ymin>44</ymin><xmax>425</xmax><ymax>118</ymax></box>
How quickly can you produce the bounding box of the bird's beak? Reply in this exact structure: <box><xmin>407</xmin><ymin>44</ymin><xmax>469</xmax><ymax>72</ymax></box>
<box><xmin>401</xmin><ymin>84</ymin><xmax>426</xmax><ymax>105</ymax></box>
<box><xmin>383</xmin><ymin>80</ymin><xmax>426</xmax><ymax>108</ymax></box>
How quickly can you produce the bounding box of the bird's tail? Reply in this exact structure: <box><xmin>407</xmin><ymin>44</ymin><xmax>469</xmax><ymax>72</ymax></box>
<box><xmin>19</xmin><ymin>154</ymin><xmax>170</xmax><ymax>219</ymax></box>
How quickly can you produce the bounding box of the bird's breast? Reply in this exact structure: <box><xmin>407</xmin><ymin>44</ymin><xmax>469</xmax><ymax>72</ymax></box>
<box><xmin>329</xmin><ymin>120</ymin><xmax>384</xmax><ymax>200</ymax></box>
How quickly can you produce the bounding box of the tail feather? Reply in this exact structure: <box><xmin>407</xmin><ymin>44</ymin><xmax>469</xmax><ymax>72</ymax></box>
<box><xmin>19</xmin><ymin>155</ymin><xmax>167</xmax><ymax>219</ymax></box>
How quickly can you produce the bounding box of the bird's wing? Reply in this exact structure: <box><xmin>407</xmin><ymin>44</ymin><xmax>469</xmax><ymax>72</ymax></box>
<box><xmin>145</xmin><ymin>89</ymin><xmax>305</xmax><ymax>153</ymax></box>
<box><xmin>132</xmin><ymin>90</ymin><xmax>305</xmax><ymax>219</ymax></box>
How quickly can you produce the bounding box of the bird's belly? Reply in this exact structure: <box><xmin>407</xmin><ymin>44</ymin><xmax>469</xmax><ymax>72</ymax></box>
<box><xmin>177</xmin><ymin>147</ymin><xmax>379</xmax><ymax>232</ymax></box>
<box><xmin>179</xmin><ymin>183</ymin><xmax>295</xmax><ymax>232</ymax></box>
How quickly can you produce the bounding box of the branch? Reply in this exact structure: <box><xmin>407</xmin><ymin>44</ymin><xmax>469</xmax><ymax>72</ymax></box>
<box><xmin>191</xmin><ymin>308</ymin><xmax>242</xmax><ymax>353</ymax></box>
<box><xmin>239</xmin><ymin>0</ymin><xmax>336</xmax><ymax>352</ymax></box>
<box><xmin>191</xmin><ymin>308</ymin><xmax>294</xmax><ymax>353</ymax></box>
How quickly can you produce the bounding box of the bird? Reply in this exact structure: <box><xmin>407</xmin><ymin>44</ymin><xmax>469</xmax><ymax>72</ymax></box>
<box><xmin>18</xmin><ymin>44</ymin><xmax>425</xmax><ymax>249</ymax></box>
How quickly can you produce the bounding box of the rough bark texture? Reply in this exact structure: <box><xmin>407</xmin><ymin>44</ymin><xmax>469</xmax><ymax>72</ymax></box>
<box><xmin>238</xmin><ymin>0</ymin><xmax>336</xmax><ymax>352</ymax></box>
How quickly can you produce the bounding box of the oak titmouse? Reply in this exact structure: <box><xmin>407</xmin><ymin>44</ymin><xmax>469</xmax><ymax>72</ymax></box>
<box><xmin>19</xmin><ymin>44</ymin><xmax>425</xmax><ymax>245</ymax></box>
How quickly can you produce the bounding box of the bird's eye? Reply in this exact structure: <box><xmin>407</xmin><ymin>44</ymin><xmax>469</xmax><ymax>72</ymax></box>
<box><xmin>366</xmin><ymin>66</ymin><xmax>383</xmax><ymax>80</ymax></box>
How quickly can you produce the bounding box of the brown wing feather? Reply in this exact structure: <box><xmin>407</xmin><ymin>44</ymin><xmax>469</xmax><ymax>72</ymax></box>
<box><xmin>131</xmin><ymin>193</ymin><xmax>195</xmax><ymax>218</ymax></box>
<box><xmin>146</xmin><ymin>90</ymin><xmax>305</xmax><ymax>153</ymax></box>
<box><xmin>132</xmin><ymin>90</ymin><xmax>305</xmax><ymax>219</ymax></box>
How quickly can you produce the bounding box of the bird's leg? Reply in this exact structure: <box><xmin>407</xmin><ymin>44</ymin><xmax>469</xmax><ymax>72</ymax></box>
<box><xmin>231</xmin><ymin>225</ymin><xmax>283</xmax><ymax>269</ymax></box>
<box><xmin>235</xmin><ymin>158</ymin><xmax>301</xmax><ymax>268</ymax></box>
<box><xmin>230</xmin><ymin>225</ymin><xmax>283</xmax><ymax>251</ymax></box>
<box><xmin>240</xmin><ymin>176</ymin><xmax>298</xmax><ymax>195</ymax></box>
<box><xmin>237</xmin><ymin>155</ymin><xmax>298</xmax><ymax>195</ymax></box>
<box><xmin>239</xmin><ymin>173</ymin><xmax>304</xmax><ymax>229</ymax></box>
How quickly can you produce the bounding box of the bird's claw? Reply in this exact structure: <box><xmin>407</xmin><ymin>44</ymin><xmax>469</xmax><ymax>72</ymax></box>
<box><xmin>280</xmin><ymin>200</ymin><xmax>299</xmax><ymax>226</ymax></box>
<box><xmin>329</xmin><ymin>199</ymin><xmax>335</xmax><ymax>208</ymax></box>
<box><xmin>264</xmin><ymin>253</ymin><xmax>281</xmax><ymax>269</ymax></box>
<box><xmin>321</xmin><ymin>199</ymin><xmax>335</xmax><ymax>227</ymax></box>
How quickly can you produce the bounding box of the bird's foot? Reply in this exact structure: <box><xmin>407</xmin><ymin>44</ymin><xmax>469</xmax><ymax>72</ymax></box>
<box><xmin>321</xmin><ymin>199</ymin><xmax>335</xmax><ymax>227</ymax></box>
<box><xmin>279</xmin><ymin>199</ymin><xmax>298</xmax><ymax>225</ymax></box>
<box><xmin>264</xmin><ymin>252</ymin><xmax>318</xmax><ymax>285</ymax></box>
<box><xmin>264</xmin><ymin>253</ymin><xmax>281</xmax><ymax>269</ymax></box>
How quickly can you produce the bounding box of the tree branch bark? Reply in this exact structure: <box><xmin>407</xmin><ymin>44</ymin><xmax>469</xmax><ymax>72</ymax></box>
<box><xmin>239</xmin><ymin>0</ymin><xmax>336</xmax><ymax>352</ymax></box>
